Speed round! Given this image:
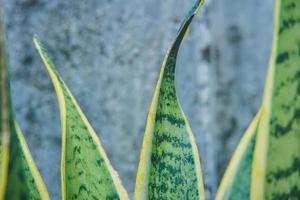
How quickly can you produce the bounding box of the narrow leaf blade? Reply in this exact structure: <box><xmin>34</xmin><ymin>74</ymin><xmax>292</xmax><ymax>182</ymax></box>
<box><xmin>5</xmin><ymin>123</ymin><xmax>50</xmax><ymax>200</ymax></box>
<box><xmin>34</xmin><ymin>36</ymin><xmax>129</xmax><ymax>200</ymax></box>
<box><xmin>251</xmin><ymin>0</ymin><xmax>300</xmax><ymax>199</ymax></box>
<box><xmin>216</xmin><ymin>110</ymin><xmax>260</xmax><ymax>200</ymax></box>
<box><xmin>134</xmin><ymin>1</ymin><xmax>205</xmax><ymax>199</ymax></box>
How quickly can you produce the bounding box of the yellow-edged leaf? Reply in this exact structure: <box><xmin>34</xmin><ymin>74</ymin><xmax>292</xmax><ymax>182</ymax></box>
<box><xmin>216</xmin><ymin>110</ymin><xmax>260</xmax><ymax>200</ymax></box>
<box><xmin>251</xmin><ymin>0</ymin><xmax>300</xmax><ymax>199</ymax></box>
<box><xmin>5</xmin><ymin>123</ymin><xmax>50</xmax><ymax>200</ymax></box>
<box><xmin>134</xmin><ymin>0</ymin><xmax>205</xmax><ymax>199</ymax></box>
<box><xmin>34</xmin><ymin>35</ymin><xmax>129</xmax><ymax>200</ymax></box>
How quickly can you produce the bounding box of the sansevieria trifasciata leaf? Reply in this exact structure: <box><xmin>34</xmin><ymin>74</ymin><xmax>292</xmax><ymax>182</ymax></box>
<box><xmin>216</xmin><ymin>110</ymin><xmax>261</xmax><ymax>200</ymax></box>
<box><xmin>217</xmin><ymin>0</ymin><xmax>300</xmax><ymax>199</ymax></box>
<box><xmin>0</xmin><ymin>4</ymin><xmax>50</xmax><ymax>200</ymax></box>
<box><xmin>134</xmin><ymin>0</ymin><xmax>205</xmax><ymax>199</ymax></box>
<box><xmin>5</xmin><ymin>123</ymin><xmax>50</xmax><ymax>200</ymax></box>
<box><xmin>251</xmin><ymin>0</ymin><xmax>300</xmax><ymax>199</ymax></box>
<box><xmin>34</xmin><ymin>36</ymin><xmax>129</xmax><ymax>200</ymax></box>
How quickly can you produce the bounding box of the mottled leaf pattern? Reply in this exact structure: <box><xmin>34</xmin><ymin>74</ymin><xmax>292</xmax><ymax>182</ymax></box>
<box><xmin>134</xmin><ymin>1</ymin><xmax>205</xmax><ymax>199</ymax></box>
<box><xmin>217</xmin><ymin>1</ymin><xmax>300</xmax><ymax>199</ymax></box>
<box><xmin>216</xmin><ymin>111</ymin><xmax>260</xmax><ymax>200</ymax></box>
<box><xmin>5</xmin><ymin>123</ymin><xmax>50</xmax><ymax>200</ymax></box>
<box><xmin>251</xmin><ymin>0</ymin><xmax>300</xmax><ymax>199</ymax></box>
<box><xmin>0</xmin><ymin>5</ymin><xmax>50</xmax><ymax>200</ymax></box>
<box><xmin>34</xmin><ymin>36</ymin><xmax>129</xmax><ymax>200</ymax></box>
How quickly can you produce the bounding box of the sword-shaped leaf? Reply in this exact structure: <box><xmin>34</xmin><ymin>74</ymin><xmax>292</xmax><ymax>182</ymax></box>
<box><xmin>216</xmin><ymin>110</ymin><xmax>260</xmax><ymax>200</ymax></box>
<box><xmin>134</xmin><ymin>1</ymin><xmax>205</xmax><ymax>199</ymax></box>
<box><xmin>34</xmin><ymin>36</ymin><xmax>129</xmax><ymax>200</ymax></box>
<box><xmin>0</xmin><ymin>5</ymin><xmax>50</xmax><ymax>200</ymax></box>
<box><xmin>251</xmin><ymin>0</ymin><xmax>300</xmax><ymax>199</ymax></box>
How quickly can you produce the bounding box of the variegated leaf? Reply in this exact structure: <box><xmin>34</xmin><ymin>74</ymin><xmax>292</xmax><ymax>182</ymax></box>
<box><xmin>216</xmin><ymin>110</ymin><xmax>260</xmax><ymax>200</ymax></box>
<box><xmin>5</xmin><ymin>123</ymin><xmax>50</xmax><ymax>200</ymax></box>
<box><xmin>134</xmin><ymin>1</ymin><xmax>205</xmax><ymax>199</ymax></box>
<box><xmin>251</xmin><ymin>0</ymin><xmax>300</xmax><ymax>199</ymax></box>
<box><xmin>34</xmin><ymin>36</ymin><xmax>129</xmax><ymax>200</ymax></box>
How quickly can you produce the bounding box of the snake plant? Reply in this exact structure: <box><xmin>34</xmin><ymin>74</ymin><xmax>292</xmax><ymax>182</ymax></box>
<box><xmin>1</xmin><ymin>0</ymin><xmax>205</xmax><ymax>199</ymax></box>
<box><xmin>134</xmin><ymin>1</ymin><xmax>205</xmax><ymax>199</ymax></box>
<box><xmin>34</xmin><ymin>36</ymin><xmax>130</xmax><ymax>200</ymax></box>
<box><xmin>1</xmin><ymin>0</ymin><xmax>299</xmax><ymax>199</ymax></box>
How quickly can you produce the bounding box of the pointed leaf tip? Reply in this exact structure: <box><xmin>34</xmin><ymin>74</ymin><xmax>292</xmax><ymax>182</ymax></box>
<box><xmin>33</xmin><ymin>34</ymin><xmax>40</xmax><ymax>43</ymax></box>
<box><xmin>34</xmin><ymin>37</ymin><xmax>129</xmax><ymax>200</ymax></box>
<box><xmin>134</xmin><ymin>1</ymin><xmax>205</xmax><ymax>199</ymax></box>
<box><xmin>216</xmin><ymin>110</ymin><xmax>261</xmax><ymax>200</ymax></box>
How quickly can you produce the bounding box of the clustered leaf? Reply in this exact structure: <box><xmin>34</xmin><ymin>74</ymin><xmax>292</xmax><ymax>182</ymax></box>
<box><xmin>1</xmin><ymin>0</ymin><xmax>299</xmax><ymax>199</ymax></box>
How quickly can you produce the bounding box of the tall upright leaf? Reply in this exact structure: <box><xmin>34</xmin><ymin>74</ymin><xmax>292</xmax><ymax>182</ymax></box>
<box><xmin>216</xmin><ymin>110</ymin><xmax>260</xmax><ymax>200</ymax></box>
<box><xmin>0</xmin><ymin>4</ymin><xmax>50</xmax><ymax>200</ymax></box>
<box><xmin>251</xmin><ymin>0</ymin><xmax>300</xmax><ymax>199</ymax></box>
<box><xmin>34</xmin><ymin>36</ymin><xmax>129</xmax><ymax>200</ymax></box>
<box><xmin>134</xmin><ymin>1</ymin><xmax>205</xmax><ymax>199</ymax></box>
<box><xmin>0</xmin><ymin>5</ymin><xmax>10</xmax><ymax>198</ymax></box>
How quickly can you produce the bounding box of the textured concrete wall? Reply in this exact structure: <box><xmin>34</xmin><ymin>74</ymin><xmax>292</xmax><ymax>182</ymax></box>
<box><xmin>3</xmin><ymin>0</ymin><xmax>274</xmax><ymax>199</ymax></box>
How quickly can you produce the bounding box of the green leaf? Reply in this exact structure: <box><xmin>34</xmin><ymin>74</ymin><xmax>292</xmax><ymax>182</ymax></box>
<box><xmin>251</xmin><ymin>0</ymin><xmax>300</xmax><ymax>199</ymax></box>
<box><xmin>0</xmin><ymin>5</ymin><xmax>50</xmax><ymax>200</ymax></box>
<box><xmin>217</xmin><ymin>1</ymin><xmax>300</xmax><ymax>199</ymax></box>
<box><xmin>5</xmin><ymin>123</ymin><xmax>50</xmax><ymax>200</ymax></box>
<box><xmin>0</xmin><ymin>7</ymin><xmax>10</xmax><ymax>198</ymax></box>
<box><xmin>134</xmin><ymin>1</ymin><xmax>205</xmax><ymax>199</ymax></box>
<box><xmin>34</xmin><ymin>36</ymin><xmax>129</xmax><ymax>200</ymax></box>
<box><xmin>216</xmin><ymin>110</ymin><xmax>260</xmax><ymax>200</ymax></box>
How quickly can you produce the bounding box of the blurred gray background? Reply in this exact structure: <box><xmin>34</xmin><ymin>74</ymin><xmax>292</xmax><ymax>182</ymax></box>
<box><xmin>3</xmin><ymin>0</ymin><xmax>274</xmax><ymax>199</ymax></box>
